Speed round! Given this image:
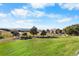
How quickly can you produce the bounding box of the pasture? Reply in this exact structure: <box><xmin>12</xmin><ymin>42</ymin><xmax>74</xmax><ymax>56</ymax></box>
<box><xmin>0</xmin><ymin>36</ymin><xmax>79</xmax><ymax>56</ymax></box>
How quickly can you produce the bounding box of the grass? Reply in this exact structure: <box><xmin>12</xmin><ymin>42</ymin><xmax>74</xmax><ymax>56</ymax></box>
<box><xmin>0</xmin><ymin>36</ymin><xmax>79</xmax><ymax>56</ymax></box>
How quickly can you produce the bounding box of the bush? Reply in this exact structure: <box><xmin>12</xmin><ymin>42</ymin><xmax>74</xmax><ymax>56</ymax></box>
<box><xmin>20</xmin><ymin>32</ymin><xmax>32</xmax><ymax>40</ymax></box>
<box><xmin>0</xmin><ymin>35</ymin><xmax>4</xmax><ymax>39</ymax></box>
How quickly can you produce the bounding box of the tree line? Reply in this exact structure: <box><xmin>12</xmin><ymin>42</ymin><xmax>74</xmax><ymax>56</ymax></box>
<box><xmin>0</xmin><ymin>24</ymin><xmax>79</xmax><ymax>39</ymax></box>
<box><xmin>12</xmin><ymin>24</ymin><xmax>79</xmax><ymax>39</ymax></box>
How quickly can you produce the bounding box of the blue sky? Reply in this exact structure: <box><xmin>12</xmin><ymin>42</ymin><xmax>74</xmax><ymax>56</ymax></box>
<box><xmin>0</xmin><ymin>3</ymin><xmax>79</xmax><ymax>29</ymax></box>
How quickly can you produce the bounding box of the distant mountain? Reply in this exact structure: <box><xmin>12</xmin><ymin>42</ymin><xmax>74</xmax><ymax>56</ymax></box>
<box><xmin>0</xmin><ymin>28</ymin><xmax>30</xmax><ymax>32</ymax></box>
<box><xmin>0</xmin><ymin>28</ymin><xmax>11</xmax><ymax>32</ymax></box>
<box><xmin>15</xmin><ymin>28</ymin><xmax>30</xmax><ymax>32</ymax></box>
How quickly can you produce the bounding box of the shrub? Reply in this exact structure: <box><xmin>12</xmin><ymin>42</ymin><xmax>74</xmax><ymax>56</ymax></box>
<box><xmin>20</xmin><ymin>32</ymin><xmax>32</xmax><ymax>40</ymax></box>
<box><xmin>0</xmin><ymin>35</ymin><xmax>4</xmax><ymax>39</ymax></box>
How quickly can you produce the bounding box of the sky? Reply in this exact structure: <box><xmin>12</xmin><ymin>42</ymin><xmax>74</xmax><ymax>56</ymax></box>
<box><xmin>0</xmin><ymin>3</ymin><xmax>79</xmax><ymax>29</ymax></box>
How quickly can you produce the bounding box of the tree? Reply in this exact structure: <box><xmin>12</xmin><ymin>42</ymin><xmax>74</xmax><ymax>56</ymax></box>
<box><xmin>51</xmin><ymin>30</ymin><xmax>54</xmax><ymax>34</ymax></box>
<box><xmin>22</xmin><ymin>32</ymin><xmax>27</xmax><ymax>37</ymax></box>
<box><xmin>41</xmin><ymin>30</ymin><xmax>47</xmax><ymax>37</ymax></box>
<box><xmin>21</xmin><ymin>32</ymin><xmax>28</xmax><ymax>39</ymax></box>
<box><xmin>30</xmin><ymin>26</ymin><xmax>38</xmax><ymax>36</ymax></box>
<box><xmin>55</xmin><ymin>29</ymin><xmax>62</xmax><ymax>34</ymax></box>
<box><xmin>47</xmin><ymin>29</ymin><xmax>50</xmax><ymax>33</ymax></box>
<box><xmin>11</xmin><ymin>30</ymin><xmax>20</xmax><ymax>39</ymax></box>
<box><xmin>46</xmin><ymin>29</ymin><xmax>50</xmax><ymax>36</ymax></box>
<box><xmin>63</xmin><ymin>24</ymin><xmax>79</xmax><ymax>36</ymax></box>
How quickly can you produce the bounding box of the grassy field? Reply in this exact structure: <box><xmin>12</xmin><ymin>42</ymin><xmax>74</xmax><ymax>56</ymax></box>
<box><xmin>0</xmin><ymin>36</ymin><xmax>79</xmax><ymax>56</ymax></box>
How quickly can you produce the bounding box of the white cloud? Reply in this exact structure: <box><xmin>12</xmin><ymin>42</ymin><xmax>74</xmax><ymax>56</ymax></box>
<box><xmin>13</xmin><ymin>24</ymin><xmax>33</xmax><ymax>28</ymax></box>
<box><xmin>16</xmin><ymin>20</ymin><xmax>33</xmax><ymax>24</ymax></box>
<box><xmin>0</xmin><ymin>13</ymin><xmax>7</xmax><ymax>17</ymax></box>
<box><xmin>32</xmin><ymin>10</ymin><xmax>45</xmax><ymax>17</ymax></box>
<box><xmin>11</xmin><ymin>8</ymin><xmax>45</xmax><ymax>18</ymax></box>
<box><xmin>57</xmin><ymin>18</ymin><xmax>71</xmax><ymax>23</ymax></box>
<box><xmin>59</xmin><ymin>3</ymin><xmax>79</xmax><ymax>10</ymax></box>
<box><xmin>47</xmin><ymin>13</ymin><xmax>63</xmax><ymax>19</ymax></box>
<box><xmin>14</xmin><ymin>20</ymin><xmax>34</xmax><ymax>28</ymax></box>
<box><xmin>11</xmin><ymin>8</ymin><xmax>29</xmax><ymax>17</ymax></box>
<box><xmin>35</xmin><ymin>24</ymin><xmax>55</xmax><ymax>29</ymax></box>
<box><xmin>30</xmin><ymin>3</ymin><xmax>55</xmax><ymax>9</ymax></box>
<box><xmin>10</xmin><ymin>5</ymin><xmax>55</xmax><ymax>18</ymax></box>
<box><xmin>0</xmin><ymin>18</ymin><xmax>34</xmax><ymax>28</ymax></box>
<box><xmin>31</xmin><ymin>10</ymin><xmax>62</xmax><ymax>18</ymax></box>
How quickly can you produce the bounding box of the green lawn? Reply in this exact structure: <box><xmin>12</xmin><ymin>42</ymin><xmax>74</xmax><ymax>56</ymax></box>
<box><xmin>0</xmin><ymin>36</ymin><xmax>79</xmax><ymax>56</ymax></box>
